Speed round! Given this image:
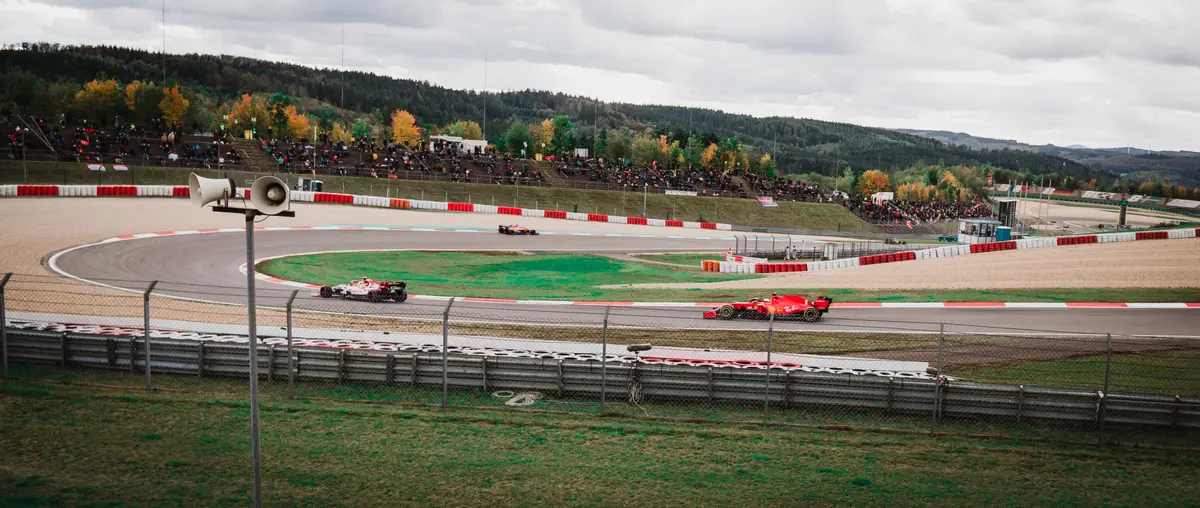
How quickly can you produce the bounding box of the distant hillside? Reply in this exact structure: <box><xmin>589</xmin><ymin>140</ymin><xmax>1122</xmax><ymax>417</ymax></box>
<box><xmin>0</xmin><ymin>43</ymin><xmax>1107</xmax><ymax>183</ymax></box>
<box><xmin>896</xmin><ymin>129</ymin><xmax>1200</xmax><ymax>188</ymax></box>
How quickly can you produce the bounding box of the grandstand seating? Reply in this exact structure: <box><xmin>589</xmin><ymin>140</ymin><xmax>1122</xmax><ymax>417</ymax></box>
<box><xmin>0</xmin><ymin>119</ymin><xmax>1001</xmax><ymax>229</ymax></box>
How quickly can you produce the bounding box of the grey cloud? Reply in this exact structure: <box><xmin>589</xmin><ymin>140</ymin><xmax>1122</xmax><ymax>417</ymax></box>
<box><xmin>573</xmin><ymin>0</ymin><xmax>891</xmax><ymax>55</ymax></box>
<box><xmin>3</xmin><ymin>0</ymin><xmax>1199</xmax><ymax>150</ymax></box>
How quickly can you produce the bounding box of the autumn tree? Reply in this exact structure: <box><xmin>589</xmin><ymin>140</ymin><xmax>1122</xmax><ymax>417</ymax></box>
<box><xmin>443</xmin><ymin>120</ymin><xmax>483</xmax><ymax>139</ymax></box>
<box><xmin>857</xmin><ymin>169</ymin><xmax>891</xmax><ymax>196</ymax></box>
<box><xmin>158</xmin><ymin>84</ymin><xmax>190</xmax><ymax>127</ymax></box>
<box><xmin>537</xmin><ymin>118</ymin><xmax>555</xmax><ymax>154</ymax></box>
<box><xmin>758</xmin><ymin>154</ymin><xmax>777</xmax><ymax>177</ymax></box>
<box><xmin>390</xmin><ymin>109</ymin><xmax>421</xmax><ymax>147</ymax></box>
<box><xmin>700</xmin><ymin>143</ymin><xmax>717</xmax><ymax>169</ymax></box>
<box><xmin>123</xmin><ymin>80</ymin><xmax>159</xmax><ymax>125</ymax></box>
<box><xmin>75</xmin><ymin>78</ymin><xmax>123</xmax><ymax>125</ymax></box>
<box><xmin>279</xmin><ymin>105</ymin><xmax>309</xmax><ymax>139</ymax></box>
<box><xmin>330</xmin><ymin>121</ymin><xmax>351</xmax><ymax>143</ymax></box>
<box><xmin>1137</xmin><ymin>180</ymin><xmax>1158</xmax><ymax>196</ymax></box>
<box><xmin>225</xmin><ymin>93</ymin><xmax>269</xmax><ymax>133</ymax></box>
<box><xmin>1175</xmin><ymin>185</ymin><xmax>1188</xmax><ymax>200</ymax></box>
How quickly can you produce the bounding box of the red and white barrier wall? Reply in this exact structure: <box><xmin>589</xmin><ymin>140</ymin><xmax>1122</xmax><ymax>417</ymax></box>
<box><xmin>0</xmin><ymin>184</ymin><xmax>732</xmax><ymax>231</ymax></box>
<box><xmin>706</xmin><ymin>228</ymin><xmax>1199</xmax><ymax>274</ymax></box>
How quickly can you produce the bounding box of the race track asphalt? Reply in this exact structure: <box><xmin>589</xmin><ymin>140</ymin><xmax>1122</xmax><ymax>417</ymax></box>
<box><xmin>48</xmin><ymin>228</ymin><xmax>1200</xmax><ymax>337</ymax></box>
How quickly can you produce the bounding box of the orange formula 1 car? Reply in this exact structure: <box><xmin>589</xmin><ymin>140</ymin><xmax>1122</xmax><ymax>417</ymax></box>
<box><xmin>703</xmin><ymin>294</ymin><xmax>832</xmax><ymax>321</ymax></box>
<box><xmin>498</xmin><ymin>224</ymin><xmax>539</xmax><ymax>235</ymax></box>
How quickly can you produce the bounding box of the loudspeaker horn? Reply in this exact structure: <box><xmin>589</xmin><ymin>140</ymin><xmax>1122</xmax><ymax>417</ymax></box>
<box><xmin>189</xmin><ymin>173</ymin><xmax>236</xmax><ymax>208</ymax></box>
<box><xmin>250</xmin><ymin>176</ymin><xmax>291</xmax><ymax>215</ymax></box>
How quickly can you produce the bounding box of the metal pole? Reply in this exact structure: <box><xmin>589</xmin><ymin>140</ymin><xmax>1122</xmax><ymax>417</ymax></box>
<box><xmin>441</xmin><ymin>297</ymin><xmax>456</xmax><ymax>409</ymax></box>
<box><xmin>286</xmin><ymin>289</ymin><xmax>299</xmax><ymax>398</ymax></box>
<box><xmin>1100</xmin><ymin>333</ymin><xmax>1112</xmax><ymax>446</ymax></box>
<box><xmin>21</xmin><ymin>130</ymin><xmax>28</xmax><ymax>183</ymax></box>
<box><xmin>764</xmin><ymin>310</ymin><xmax>775</xmax><ymax>417</ymax></box>
<box><xmin>932</xmin><ymin>322</ymin><xmax>946</xmax><ymax>436</ymax></box>
<box><xmin>643</xmin><ymin>183</ymin><xmax>647</xmax><ymax>216</ymax></box>
<box><xmin>0</xmin><ymin>273</ymin><xmax>10</xmax><ymax>379</ymax></box>
<box><xmin>245</xmin><ymin>210</ymin><xmax>263</xmax><ymax>508</ymax></box>
<box><xmin>142</xmin><ymin>280</ymin><xmax>158</xmax><ymax>389</ymax></box>
<box><xmin>600</xmin><ymin>306</ymin><xmax>610</xmax><ymax>412</ymax></box>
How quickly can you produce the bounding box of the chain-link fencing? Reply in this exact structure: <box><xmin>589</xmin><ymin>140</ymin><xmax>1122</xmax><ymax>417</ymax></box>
<box><xmin>2</xmin><ymin>272</ymin><xmax>1197</xmax><ymax>449</ymax></box>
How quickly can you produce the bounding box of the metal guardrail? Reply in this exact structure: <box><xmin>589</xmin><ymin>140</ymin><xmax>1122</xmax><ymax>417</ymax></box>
<box><xmin>8</xmin><ymin>328</ymin><xmax>1199</xmax><ymax>429</ymax></box>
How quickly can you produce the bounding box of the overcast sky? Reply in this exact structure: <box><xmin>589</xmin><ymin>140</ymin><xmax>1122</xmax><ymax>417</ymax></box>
<box><xmin>4</xmin><ymin>0</ymin><xmax>1198</xmax><ymax>151</ymax></box>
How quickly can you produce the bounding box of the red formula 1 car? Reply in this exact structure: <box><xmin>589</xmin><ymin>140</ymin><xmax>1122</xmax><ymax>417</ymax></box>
<box><xmin>313</xmin><ymin>277</ymin><xmax>408</xmax><ymax>303</ymax></box>
<box><xmin>498</xmin><ymin>224</ymin><xmax>539</xmax><ymax>235</ymax></box>
<box><xmin>703</xmin><ymin>294</ymin><xmax>832</xmax><ymax>321</ymax></box>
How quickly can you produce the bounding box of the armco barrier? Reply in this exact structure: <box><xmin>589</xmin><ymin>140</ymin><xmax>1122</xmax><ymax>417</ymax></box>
<box><xmin>13</xmin><ymin>328</ymin><xmax>1198</xmax><ymax>428</ymax></box>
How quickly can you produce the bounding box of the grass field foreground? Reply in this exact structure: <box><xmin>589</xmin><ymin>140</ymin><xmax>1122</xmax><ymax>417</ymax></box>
<box><xmin>2</xmin><ymin>379</ymin><xmax>1199</xmax><ymax>507</ymax></box>
<box><xmin>259</xmin><ymin>250</ymin><xmax>1200</xmax><ymax>303</ymax></box>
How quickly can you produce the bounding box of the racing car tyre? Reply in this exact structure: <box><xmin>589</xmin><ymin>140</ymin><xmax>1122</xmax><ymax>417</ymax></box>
<box><xmin>367</xmin><ymin>291</ymin><xmax>382</xmax><ymax>303</ymax></box>
<box><xmin>717</xmin><ymin>304</ymin><xmax>736</xmax><ymax>320</ymax></box>
<box><xmin>319</xmin><ymin>286</ymin><xmax>333</xmax><ymax>298</ymax></box>
<box><xmin>802</xmin><ymin>307</ymin><xmax>820</xmax><ymax>322</ymax></box>
<box><xmin>394</xmin><ymin>290</ymin><xmax>408</xmax><ymax>303</ymax></box>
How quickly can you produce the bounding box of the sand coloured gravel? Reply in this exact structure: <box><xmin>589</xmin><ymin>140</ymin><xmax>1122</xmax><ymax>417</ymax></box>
<box><xmin>626</xmin><ymin>237</ymin><xmax>1200</xmax><ymax>290</ymax></box>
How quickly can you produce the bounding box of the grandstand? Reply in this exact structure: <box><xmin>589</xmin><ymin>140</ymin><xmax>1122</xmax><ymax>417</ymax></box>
<box><xmin>1</xmin><ymin>115</ymin><xmax>1003</xmax><ymax>231</ymax></box>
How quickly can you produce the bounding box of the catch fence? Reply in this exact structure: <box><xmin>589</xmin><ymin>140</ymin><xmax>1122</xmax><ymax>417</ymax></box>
<box><xmin>1</xmin><ymin>272</ymin><xmax>1198</xmax><ymax>449</ymax></box>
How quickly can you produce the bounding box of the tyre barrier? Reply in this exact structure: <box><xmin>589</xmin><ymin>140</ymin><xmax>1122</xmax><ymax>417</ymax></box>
<box><xmin>313</xmin><ymin>192</ymin><xmax>354</xmax><ymax>204</ymax></box>
<box><xmin>545</xmin><ymin>210</ymin><xmax>567</xmax><ymax>219</ymax></box>
<box><xmin>858</xmin><ymin>251</ymin><xmax>918</xmax><ymax>265</ymax></box>
<box><xmin>447</xmin><ymin>202</ymin><xmax>474</xmax><ymax>212</ymax></box>
<box><xmin>1136</xmin><ymin>230</ymin><xmax>1169</xmax><ymax>241</ymax></box>
<box><xmin>968</xmin><ymin>240</ymin><xmax>1018</xmax><ymax>254</ymax></box>
<box><xmin>587</xmin><ymin>213</ymin><xmax>608</xmax><ymax>222</ymax></box>
<box><xmin>17</xmin><ymin>184</ymin><xmax>61</xmax><ymax>196</ymax></box>
<box><xmin>1057</xmin><ymin>235</ymin><xmax>1098</xmax><ymax>246</ymax></box>
<box><xmin>3</xmin><ymin>321</ymin><xmax>930</xmax><ymax>378</ymax></box>
<box><xmin>752</xmin><ymin>262</ymin><xmax>808</xmax><ymax>273</ymax></box>
<box><xmin>665</xmin><ymin>220</ymin><xmax>684</xmax><ymax>228</ymax></box>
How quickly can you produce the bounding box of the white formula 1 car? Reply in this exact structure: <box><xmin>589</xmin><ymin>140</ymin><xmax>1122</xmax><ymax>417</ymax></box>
<box><xmin>313</xmin><ymin>277</ymin><xmax>408</xmax><ymax>303</ymax></box>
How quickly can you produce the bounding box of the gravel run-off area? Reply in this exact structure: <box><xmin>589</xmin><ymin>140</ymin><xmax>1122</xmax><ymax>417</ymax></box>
<box><xmin>626</xmin><ymin>239</ymin><xmax>1200</xmax><ymax>290</ymax></box>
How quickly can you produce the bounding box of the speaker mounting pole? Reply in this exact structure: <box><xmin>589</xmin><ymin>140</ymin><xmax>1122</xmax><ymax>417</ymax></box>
<box><xmin>190</xmin><ymin>172</ymin><xmax>294</xmax><ymax>508</ymax></box>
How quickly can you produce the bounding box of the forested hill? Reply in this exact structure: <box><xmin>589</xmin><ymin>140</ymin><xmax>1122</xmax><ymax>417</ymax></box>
<box><xmin>2</xmin><ymin>43</ymin><xmax>1097</xmax><ymax>179</ymax></box>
